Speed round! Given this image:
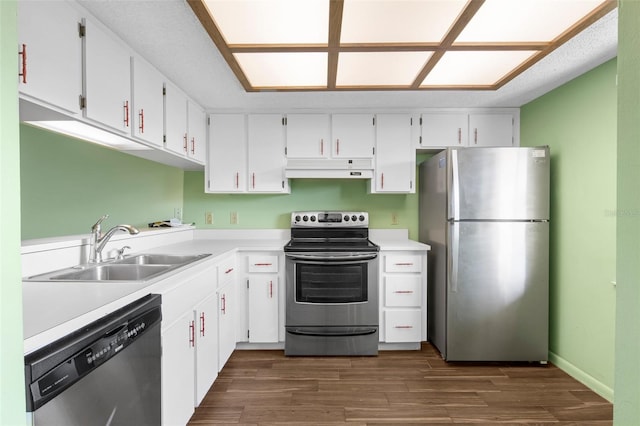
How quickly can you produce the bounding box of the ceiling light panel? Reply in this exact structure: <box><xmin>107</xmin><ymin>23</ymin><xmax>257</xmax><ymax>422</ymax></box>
<box><xmin>337</xmin><ymin>52</ymin><xmax>432</xmax><ymax>87</ymax></box>
<box><xmin>234</xmin><ymin>52</ymin><xmax>328</xmax><ymax>88</ymax></box>
<box><xmin>456</xmin><ymin>0</ymin><xmax>606</xmax><ymax>42</ymax></box>
<box><xmin>340</xmin><ymin>0</ymin><xmax>468</xmax><ymax>43</ymax></box>
<box><xmin>421</xmin><ymin>51</ymin><xmax>537</xmax><ymax>86</ymax></box>
<box><xmin>203</xmin><ymin>0</ymin><xmax>329</xmax><ymax>45</ymax></box>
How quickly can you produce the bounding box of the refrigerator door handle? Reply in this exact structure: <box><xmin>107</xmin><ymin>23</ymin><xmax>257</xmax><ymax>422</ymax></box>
<box><xmin>450</xmin><ymin>149</ymin><xmax>460</xmax><ymax>220</ymax></box>
<box><xmin>449</xmin><ymin>222</ymin><xmax>459</xmax><ymax>293</ymax></box>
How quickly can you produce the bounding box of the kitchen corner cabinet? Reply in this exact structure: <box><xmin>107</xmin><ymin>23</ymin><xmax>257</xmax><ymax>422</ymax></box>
<box><xmin>207</xmin><ymin>114</ymin><xmax>247</xmax><ymax>193</ymax></box>
<box><xmin>331</xmin><ymin>114</ymin><xmax>375</xmax><ymax>158</ymax></box>
<box><xmin>285</xmin><ymin>114</ymin><xmax>331</xmax><ymax>158</ymax></box>
<box><xmin>131</xmin><ymin>56</ymin><xmax>164</xmax><ymax>147</ymax></box>
<box><xmin>17</xmin><ymin>0</ymin><xmax>83</xmax><ymax>115</ymax></box>
<box><xmin>83</xmin><ymin>17</ymin><xmax>132</xmax><ymax>134</ymax></box>
<box><xmin>420</xmin><ymin>111</ymin><xmax>517</xmax><ymax>148</ymax></box>
<box><xmin>379</xmin><ymin>251</ymin><xmax>427</xmax><ymax>343</ymax></box>
<box><xmin>371</xmin><ymin>114</ymin><xmax>415</xmax><ymax>194</ymax></box>
<box><xmin>247</xmin><ymin>115</ymin><xmax>289</xmax><ymax>193</ymax></box>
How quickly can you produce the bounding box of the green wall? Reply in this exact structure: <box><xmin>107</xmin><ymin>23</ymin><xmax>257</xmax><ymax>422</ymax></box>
<box><xmin>520</xmin><ymin>59</ymin><xmax>617</xmax><ymax>400</ymax></box>
<box><xmin>183</xmin><ymin>163</ymin><xmax>427</xmax><ymax>240</ymax></box>
<box><xmin>615</xmin><ymin>1</ymin><xmax>640</xmax><ymax>422</ymax></box>
<box><xmin>0</xmin><ymin>1</ymin><xmax>26</xmax><ymax>424</ymax></box>
<box><xmin>20</xmin><ymin>124</ymin><xmax>185</xmax><ymax>240</ymax></box>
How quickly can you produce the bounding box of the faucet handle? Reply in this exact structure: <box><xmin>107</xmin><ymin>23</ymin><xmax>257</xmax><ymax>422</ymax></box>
<box><xmin>92</xmin><ymin>214</ymin><xmax>109</xmax><ymax>231</ymax></box>
<box><xmin>116</xmin><ymin>246</ymin><xmax>131</xmax><ymax>260</ymax></box>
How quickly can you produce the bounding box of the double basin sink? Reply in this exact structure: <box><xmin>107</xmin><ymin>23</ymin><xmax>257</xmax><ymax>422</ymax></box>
<box><xmin>25</xmin><ymin>253</ymin><xmax>211</xmax><ymax>282</ymax></box>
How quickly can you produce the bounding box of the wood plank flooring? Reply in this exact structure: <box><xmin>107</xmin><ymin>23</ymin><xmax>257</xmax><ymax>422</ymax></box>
<box><xmin>187</xmin><ymin>343</ymin><xmax>612</xmax><ymax>425</ymax></box>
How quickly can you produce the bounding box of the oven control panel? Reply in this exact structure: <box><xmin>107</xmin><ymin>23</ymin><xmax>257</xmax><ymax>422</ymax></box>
<box><xmin>291</xmin><ymin>211</ymin><xmax>369</xmax><ymax>227</ymax></box>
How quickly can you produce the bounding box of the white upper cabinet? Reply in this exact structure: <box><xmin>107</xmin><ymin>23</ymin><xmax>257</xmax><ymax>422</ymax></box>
<box><xmin>420</xmin><ymin>113</ymin><xmax>468</xmax><ymax>148</ymax></box>
<box><xmin>17</xmin><ymin>0</ymin><xmax>83</xmax><ymax>115</ymax></box>
<box><xmin>131</xmin><ymin>56</ymin><xmax>164</xmax><ymax>147</ymax></box>
<box><xmin>207</xmin><ymin>114</ymin><xmax>247</xmax><ymax>193</ymax></box>
<box><xmin>371</xmin><ymin>114</ymin><xmax>415</xmax><ymax>193</ymax></box>
<box><xmin>164</xmin><ymin>81</ymin><xmax>189</xmax><ymax>156</ymax></box>
<box><xmin>247</xmin><ymin>114</ymin><xmax>289</xmax><ymax>193</ymax></box>
<box><xmin>187</xmin><ymin>100</ymin><xmax>207</xmax><ymax>164</ymax></box>
<box><xmin>285</xmin><ymin>114</ymin><xmax>331</xmax><ymax>159</ymax></box>
<box><xmin>83</xmin><ymin>17</ymin><xmax>131</xmax><ymax>134</ymax></box>
<box><xmin>468</xmin><ymin>114</ymin><xmax>515</xmax><ymax>147</ymax></box>
<box><xmin>331</xmin><ymin>114</ymin><xmax>375</xmax><ymax>158</ymax></box>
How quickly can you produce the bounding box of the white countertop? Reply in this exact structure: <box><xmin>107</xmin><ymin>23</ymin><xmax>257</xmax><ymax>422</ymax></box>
<box><xmin>22</xmin><ymin>231</ymin><xmax>428</xmax><ymax>354</ymax></box>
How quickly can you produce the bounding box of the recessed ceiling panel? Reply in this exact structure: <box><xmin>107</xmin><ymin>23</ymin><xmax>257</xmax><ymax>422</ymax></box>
<box><xmin>456</xmin><ymin>0</ymin><xmax>605</xmax><ymax>42</ymax></box>
<box><xmin>234</xmin><ymin>52</ymin><xmax>328</xmax><ymax>88</ymax></box>
<box><xmin>341</xmin><ymin>0</ymin><xmax>467</xmax><ymax>43</ymax></box>
<box><xmin>337</xmin><ymin>52</ymin><xmax>432</xmax><ymax>87</ymax></box>
<box><xmin>421</xmin><ymin>51</ymin><xmax>537</xmax><ymax>86</ymax></box>
<box><xmin>203</xmin><ymin>0</ymin><xmax>329</xmax><ymax>45</ymax></box>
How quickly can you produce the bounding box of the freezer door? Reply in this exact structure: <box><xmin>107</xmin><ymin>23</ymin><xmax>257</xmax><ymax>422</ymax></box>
<box><xmin>446</xmin><ymin>221</ymin><xmax>549</xmax><ymax>361</ymax></box>
<box><xmin>449</xmin><ymin>147</ymin><xmax>550</xmax><ymax>220</ymax></box>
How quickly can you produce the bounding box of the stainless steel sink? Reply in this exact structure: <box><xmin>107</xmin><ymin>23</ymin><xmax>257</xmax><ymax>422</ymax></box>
<box><xmin>24</xmin><ymin>253</ymin><xmax>212</xmax><ymax>282</ymax></box>
<box><xmin>49</xmin><ymin>264</ymin><xmax>172</xmax><ymax>281</ymax></box>
<box><xmin>116</xmin><ymin>253</ymin><xmax>210</xmax><ymax>266</ymax></box>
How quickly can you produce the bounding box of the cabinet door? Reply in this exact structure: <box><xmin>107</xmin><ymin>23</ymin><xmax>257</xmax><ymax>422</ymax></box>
<box><xmin>164</xmin><ymin>81</ymin><xmax>189</xmax><ymax>156</ymax></box>
<box><xmin>248</xmin><ymin>275</ymin><xmax>279</xmax><ymax>343</ymax></box>
<box><xmin>194</xmin><ymin>293</ymin><xmax>219</xmax><ymax>405</ymax></box>
<box><xmin>420</xmin><ymin>113</ymin><xmax>468</xmax><ymax>147</ymax></box>
<box><xmin>17</xmin><ymin>0</ymin><xmax>82</xmax><ymax>115</ymax></box>
<box><xmin>247</xmin><ymin>114</ymin><xmax>288</xmax><ymax>193</ymax></box>
<box><xmin>161</xmin><ymin>311</ymin><xmax>195</xmax><ymax>426</ymax></box>
<box><xmin>331</xmin><ymin>114</ymin><xmax>375</xmax><ymax>158</ymax></box>
<box><xmin>132</xmin><ymin>56</ymin><xmax>164</xmax><ymax>147</ymax></box>
<box><xmin>187</xmin><ymin>100</ymin><xmax>207</xmax><ymax>164</ymax></box>
<box><xmin>384</xmin><ymin>310</ymin><xmax>422</xmax><ymax>343</ymax></box>
<box><xmin>373</xmin><ymin>114</ymin><xmax>414</xmax><ymax>193</ymax></box>
<box><xmin>218</xmin><ymin>281</ymin><xmax>236</xmax><ymax>371</ymax></box>
<box><xmin>285</xmin><ymin>114</ymin><xmax>331</xmax><ymax>158</ymax></box>
<box><xmin>207</xmin><ymin>114</ymin><xmax>247</xmax><ymax>192</ymax></box>
<box><xmin>469</xmin><ymin>114</ymin><xmax>514</xmax><ymax>147</ymax></box>
<box><xmin>84</xmin><ymin>18</ymin><xmax>131</xmax><ymax>134</ymax></box>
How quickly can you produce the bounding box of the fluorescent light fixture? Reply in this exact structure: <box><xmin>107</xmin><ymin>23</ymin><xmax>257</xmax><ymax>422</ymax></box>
<box><xmin>337</xmin><ymin>51</ymin><xmax>432</xmax><ymax>87</ymax></box>
<box><xmin>234</xmin><ymin>52</ymin><xmax>328</xmax><ymax>88</ymax></box>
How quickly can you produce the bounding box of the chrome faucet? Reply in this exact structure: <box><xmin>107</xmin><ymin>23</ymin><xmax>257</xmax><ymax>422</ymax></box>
<box><xmin>89</xmin><ymin>215</ymin><xmax>140</xmax><ymax>263</ymax></box>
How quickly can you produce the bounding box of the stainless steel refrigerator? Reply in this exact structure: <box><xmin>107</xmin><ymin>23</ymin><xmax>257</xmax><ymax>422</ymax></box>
<box><xmin>419</xmin><ymin>146</ymin><xmax>549</xmax><ymax>362</ymax></box>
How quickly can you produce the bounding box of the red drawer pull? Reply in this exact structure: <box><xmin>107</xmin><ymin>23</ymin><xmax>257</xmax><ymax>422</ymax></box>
<box><xmin>254</xmin><ymin>263</ymin><xmax>272</xmax><ymax>266</ymax></box>
<box><xmin>394</xmin><ymin>290</ymin><xmax>414</xmax><ymax>294</ymax></box>
<box><xmin>225</xmin><ymin>268</ymin><xmax>234</xmax><ymax>274</ymax></box>
<box><xmin>394</xmin><ymin>325</ymin><xmax>414</xmax><ymax>329</ymax></box>
<box><xmin>394</xmin><ymin>263</ymin><xmax>414</xmax><ymax>266</ymax></box>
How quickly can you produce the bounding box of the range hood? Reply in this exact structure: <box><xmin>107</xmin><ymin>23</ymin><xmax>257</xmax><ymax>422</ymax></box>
<box><xmin>285</xmin><ymin>158</ymin><xmax>374</xmax><ymax>179</ymax></box>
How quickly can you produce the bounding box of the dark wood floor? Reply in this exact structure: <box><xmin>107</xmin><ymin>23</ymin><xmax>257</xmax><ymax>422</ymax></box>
<box><xmin>188</xmin><ymin>343</ymin><xmax>613</xmax><ymax>425</ymax></box>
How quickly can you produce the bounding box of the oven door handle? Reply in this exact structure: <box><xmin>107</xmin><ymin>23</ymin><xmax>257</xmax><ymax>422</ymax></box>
<box><xmin>285</xmin><ymin>253</ymin><xmax>378</xmax><ymax>262</ymax></box>
<box><xmin>286</xmin><ymin>328</ymin><xmax>377</xmax><ymax>337</ymax></box>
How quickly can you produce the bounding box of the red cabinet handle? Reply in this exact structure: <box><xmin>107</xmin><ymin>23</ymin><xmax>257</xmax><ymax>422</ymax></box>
<box><xmin>200</xmin><ymin>312</ymin><xmax>205</xmax><ymax>337</ymax></box>
<box><xmin>183</xmin><ymin>134</ymin><xmax>188</xmax><ymax>151</ymax></box>
<box><xmin>189</xmin><ymin>320</ymin><xmax>195</xmax><ymax>347</ymax></box>
<box><xmin>395</xmin><ymin>325</ymin><xmax>413</xmax><ymax>329</ymax></box>
<box><xmin>254</xmin><ymin>263</ymin><xmax>272</xmax><ymax>266</ymax></box>
<box><xmin>381</xmin><ymin>173</ymin><xmax>384</xmax><ymax>189</ymax></box>
<box><xmin>235</xmin><ymin>172</ymin><xmax>239</xmax><ymax>188</ymax></box>
<box><xmin>19</xmin><ymin>44</ymin><xmax>27</xmax><ymax>84</ymax></box>
<box><xmin>252</xmin><ymin>173</ymin><xmax>255</xmax><ymax>189</ymax></box>
<box><xmin>139</xmin><ymin>109</ymin><xmax>144</xmax><ymax>133</ymax></box>
<box><xmin>458</xmin><ymin>127</ymin><xmax>462</xmax><ymax>144</ymax></box>
<box><xmin>320</xmin><ymin>139</ymin><xmax>324</xmax><ymax>156</ymax></box>
<box><xmin>123</xmin><ymin>101</ymin><xmax>130</xmax><ymax>127</ymax></box>
<box><xmin>225</xmin><ymin>268</ymin><xmax>234</xmax><ymax>274</ymax></box>
<box><xmin>394</xmin><ymin>290</ymin><xmax>414</xmax><ymax>294</ymax></box>
<box><xmin>474</xmin><ymin>128</ymin><xmax>478</xmax><ymax>144</ymax></box>
<box><xmin>395</xmin><ymin>263</ymin><xmax>414</xmax><ymax>266</ymax></box>
<box><xmin>221</xmin><ymin>294</ymin><xmax>226</xmax><ymax>314</ymax></box>
<box><xmin>336</xmin><ymin>139</ymin><xmax>340</xmax><ymax>155</ymax></box>
<box><xmin>269</xmin><ymin>280</ymin><xmax>273</xmax><ymax>298</ymax></box>
<box><xmin>191</xmin><ymin>137</ymin><xmax>195</xmax><ymax>154</ymax></box>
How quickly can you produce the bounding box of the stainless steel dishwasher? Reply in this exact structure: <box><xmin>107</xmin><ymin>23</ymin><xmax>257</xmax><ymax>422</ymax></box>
<box><xmin>25</xmin><ymin>294</ymin><xmax>162</xmax><ymax>426</ymax></box>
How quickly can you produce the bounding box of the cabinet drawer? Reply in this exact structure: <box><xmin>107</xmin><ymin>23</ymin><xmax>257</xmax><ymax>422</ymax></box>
<box><xmin>384</xmin><ymin>275</ymin><xmax>422</xmax><ymax>307</ymax></box>
<box><xmin>384</xmin><ymin>254</ymin><xmax>422</xmax><ymax>273</ymax></box>
<box><xmin>247</xmin><ymin>255</ymin><xmax>279</xmax><ymax>273</ymax></box>
<box><xmin>217</xmin><ymin>256</ymin><xmax>237</xmax><ymax>285</ymax></box>
<box><xmin>384</xmin><ymin>310</ymin><xmax>422</xmax><ymax>343</ymax></box>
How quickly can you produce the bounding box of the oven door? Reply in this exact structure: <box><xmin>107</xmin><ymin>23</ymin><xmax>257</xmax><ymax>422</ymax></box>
<box><xmin>285</xmin><ymin>252</ymin><xmax>379</xmax><ymax>327</ymax></box>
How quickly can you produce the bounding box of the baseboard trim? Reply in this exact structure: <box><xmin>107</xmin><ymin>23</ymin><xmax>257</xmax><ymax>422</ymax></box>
<box><xmin>549</xmin><ymin>351</ymin><xmax>614</xmax><ymax>402</ymax></box>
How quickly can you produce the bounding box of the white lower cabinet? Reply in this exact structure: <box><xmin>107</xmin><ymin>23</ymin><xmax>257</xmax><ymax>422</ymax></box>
<box><xmin>379</xmin><ymin>251</ymin><xmax>427</xmax><ymax>343</ymax></box>
<box><xmin>217</xmin><ymin>279</ymin><xmax>235</xmax><ymax>371</ymax></box>
<box><xmin>194</xmin><ymin>293</ymin><xmax>219</xmax><ymax>405</ymax></box>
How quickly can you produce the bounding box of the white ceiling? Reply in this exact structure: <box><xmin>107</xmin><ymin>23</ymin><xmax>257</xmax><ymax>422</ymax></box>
<box><xmin>78</xmin><ymin>0</ymin><xmax>618</xmax><ymax>111</ymax></box>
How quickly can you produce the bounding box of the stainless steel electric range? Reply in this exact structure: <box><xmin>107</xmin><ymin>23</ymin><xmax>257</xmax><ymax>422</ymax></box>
<box><xmin>284</xmin><ymin>211</ymin><xmax>379</xmax><ymax>356</ymax></box>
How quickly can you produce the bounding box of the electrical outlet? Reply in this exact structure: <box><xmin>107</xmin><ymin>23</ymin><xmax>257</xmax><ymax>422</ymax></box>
<box><xmin>230</xmin><ymin>211</ymin><xmax>239</xmax><ymax>225</ymax></box>
<box><xmin>205</xmin><ymin>212</ymin><xmax>213</xmax><ymax>224</ymax></box>
<box><xmin>391</xmin><ymin>212</ymin><xmax>399</xmax><ymax>225</ymax></box>
<box><xmin>174</xmin><ymin>207</ymin><xmax>182</xmax><ymax>221</ymax></box>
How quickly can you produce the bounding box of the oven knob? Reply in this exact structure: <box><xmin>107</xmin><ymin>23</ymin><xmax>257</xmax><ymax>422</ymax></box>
<box><xmin>310</xmin><ymin>215</ymin><xmax>316</xmax><ymax>222</ymax></box>
<box><xmin>303</xmin><ymin>215</ymin><xmax>308</xmax><ymax>222</ymax></box>
<box><xmin>344</xmin><ymin>215</ymin><xmax>349</xmax><ymax>221</ymax></box>
<box><xmin>359</xmin><ymin>215</ymin><xmax>365</xmax><ymax>222</ymax></box>
<box><xmin>295</xmin><ymin>215</ymin><xmax>301</xmax><ymax>222</ymax></box>
<box><xmin>351</xmin><ymin>215</ymin><xmax>357</xmax><ymax>222</ymax></box>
